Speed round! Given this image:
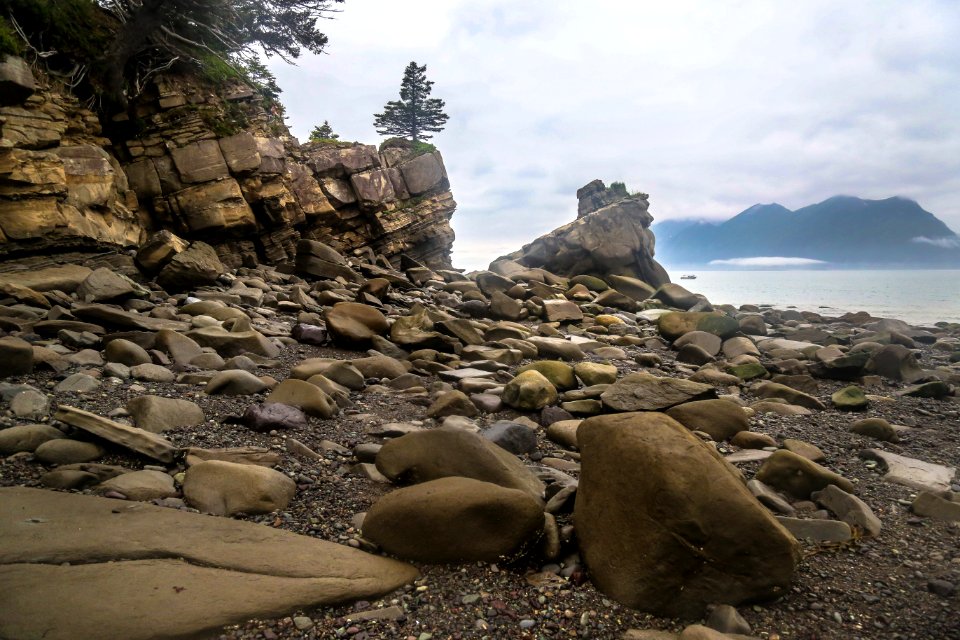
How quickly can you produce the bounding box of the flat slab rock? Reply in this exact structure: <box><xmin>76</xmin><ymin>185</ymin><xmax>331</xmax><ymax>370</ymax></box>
<box><xmin>0</xmin><ymin>487</ymin><xmax>418</xmax><ymax>640</ymax></box>
<box><xmin>861</xmin><ymin>449</ymin><xmax>957</xmax><ymax>494</ymax></box>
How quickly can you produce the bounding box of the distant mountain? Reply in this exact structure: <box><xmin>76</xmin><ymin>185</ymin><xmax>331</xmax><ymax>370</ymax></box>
<box><xmin>652</xmin><ymin>196</ymin><xmax>960</xmax><ymax>268</ymax></box>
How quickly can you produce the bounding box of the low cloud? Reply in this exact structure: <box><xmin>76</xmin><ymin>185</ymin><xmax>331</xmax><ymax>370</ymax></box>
<box><xmin>911</xmin><ymin>235</ymin><xmax>960</xmax><ymax>248</ymax></box>
<box><xmin>709</xmin><ymin>257</ymin><xmax>828</xmax><ymax>267</ymax></box>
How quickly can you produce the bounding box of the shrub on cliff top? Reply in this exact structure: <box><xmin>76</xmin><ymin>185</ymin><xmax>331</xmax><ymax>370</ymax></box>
<box><xmin>0</xmin><ymin>17</ymin><xmax>21</xmax><ymax>56</ymax></box>
<box><xmin>379</xmin><ymin>137</ymin><xmax>437</xmax><ymax>157</ymax></box>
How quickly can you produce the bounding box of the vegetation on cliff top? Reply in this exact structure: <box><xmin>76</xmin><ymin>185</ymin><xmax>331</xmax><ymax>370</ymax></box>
<box><xmin>374</xmin><ymin>61</ymin><xmax>449</xmax><ymax>143</ymax></box>
<box><xmin>2</xmin><ymin>0</ymin><xmax>343</xmax><ymax>113</ymax></box>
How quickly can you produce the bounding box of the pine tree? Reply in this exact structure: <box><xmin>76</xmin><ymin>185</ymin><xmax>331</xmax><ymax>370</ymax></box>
<box><xmin>309</xmin><ymin>120</ymin><xmax>339</xmax><ymax>141</ymax></box>
<box><xmin>373</xmin><ymin>61</ymin><xmax>449</xmax><ymax>142</ymax></box>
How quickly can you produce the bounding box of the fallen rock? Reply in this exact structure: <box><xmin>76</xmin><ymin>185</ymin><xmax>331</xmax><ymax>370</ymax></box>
<box><xmin>911</xmin><ymin>491</ymin><xmax>960</xmax><ymax>521</ymax></box>
<box><xmin>243</xmin><ymin>403</ymin><xmax>309</xmax><ymax>432</ymax></box>
<box><xmin>376</xmin><ymin>428</ymin><xmax>544</xmax><ymax>498</ymax></box>
<box><xmin>55</xmin><ymin>405</ymin><xmax>178</xmax><ymax>463</ymax></box>
<box><xmin>0</xmin><ymin>424</ymin><xmax>65</xmax><ymax>454</ymax></box>
<box><xmin>574</xmin><ymin>412</ymin><xmax>799</xmax><ymax>618</ymax></box>
<box><xmin>665</xmin><ymin>399</ymin><xmax>749</xmax><ymax>441</ymax></box>
<box><xmin>182</xmin><ymin>460</ymin><xmax>296</xmax><ymax>516</ymax></box>
<box><xmin>325</xmin><ymin>302</ymin><xmax>389</xmax><ymax>346</ymax></box>
<box><xmin>601</xmin><ymin>372</ymin><xmax>716</xmax><ymax>412</ymax></box>
<box><xmin>156</xmin><ymin>241</ymin><xmax>224</xmax><ymax>292</ymax></box>
<box><xmin>33</xmin><ymin>439</ymin><xmax>104</xmax><ymax>465</ymax></box>
<box><xmin>0</xmin><ymin>336</ymin><xmax>34</xmax><ymax>376</ymax></box>
<box><xmin>813</xmin><ymin>484</ymin><xmax>882</xmax><ymax>536</ymax></box>
<box><xmin>76</xmin><ymin>267</ymin><xmax>138</xmax><ymax>302</ymax></box>
<box><xmin>752</xmin><ymin>381</ymin><xmax>825</xmax><ymax>411</ymax></box>
<box><xmin>265</xmin><ymin>379</ymin><xmax>337</xmax><ymax>419</ymax></box>
<box><xmin>755</xmin><ymin>450</ymin><xmax>854</xmax><ymax>499</ymax></box>
<box><xmin>205</xmin><ymin>369</ymin><xmax>269</xmax><ymax>396</ymax></box>
<box><xmin>859</xmin><ymin>449</ymin><xmax>956</xmax><ymax>493</ymax></box>
<box><xmin>96</xmin><ymin>469</ymin><xmax>178</xmax><ymax>501</ymax></box>
<box><xmin>362</xmin><ymin>477</ymin><xmax>544</xmax><ymax>563</ymax></box>
<box><xmin>0</xmin><ymin>487</ymin><xmax>417</xmax><ymax>640</ymax></box>
<box><xmin>831</xmin><ymin>385</ymin><xmax>869</xmax><ymax>411</ymax></box>
<box><xmin>126</xmin><ymin>395</ymin><xmax>205</xmax><ymax>433</ymax></box>
<box><xmin>502</xmin><ymin>370</ymin><xmax>559</xmax><ymax>411</ymax></box>
<box><xmin>850</xmin><ymin>417</ymin><xmax>899</xmax><ymax>443</ymax></box>
<box><xmin>776</xmin><ymin>517</ymin><xmax>852</xmax><ymax>543</ymax></box>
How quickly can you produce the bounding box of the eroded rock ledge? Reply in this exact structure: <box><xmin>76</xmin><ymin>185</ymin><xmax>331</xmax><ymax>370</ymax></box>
<box><xmin>496</xmin><ymin>179</ymin><xmax>670</xmax><ymax>287</ymax></box>
<box><xmin>0</xmin><ymin>59</ymin><xmax>456</xmax><ymax>271</ymax></box>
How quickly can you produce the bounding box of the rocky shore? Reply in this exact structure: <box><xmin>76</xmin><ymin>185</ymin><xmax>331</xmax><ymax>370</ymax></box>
<box><xmin>1</xmin><ymin>244</ymin><xmax>958</xmax><ymax>640</ymax></box>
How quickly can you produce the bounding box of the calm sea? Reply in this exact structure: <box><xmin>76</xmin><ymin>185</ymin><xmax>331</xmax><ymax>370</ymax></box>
<box><xmin>669</xmin><ymin>270</ymin><xmax>960</xmax><ymax>326</ymax></box>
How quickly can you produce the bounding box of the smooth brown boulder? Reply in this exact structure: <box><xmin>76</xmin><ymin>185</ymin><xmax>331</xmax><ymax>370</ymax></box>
<box><xmin>0</xmin><ymin>424</ymin><xmax>65</xmax><ymax>454</ymax></box>
<box><xmin>756</xmin><ymin>450</ymin><xmax>854</xmax><ymax>499</ymax></box>
<box><xmin>574</xmin><ymin>412</ymin><xmax>800</xmax><ymax>618</ymax></box>
<box><xmin>265</xmin><ymin>379</ymin><xmax>337</xmax><ymax>419</ymax></box>
<box><xmin>362</xmin><ymin>477</ymin><xmax>544</xmax><ymax>563</ymax></box>
<box><xmin>182</xmin><ymin>460</ymin><xmax>295</xmax><ymax>516</ymax></box>
<box><xmin>0</xmin><ymin>487</ymin><xmax>417</xmax><ymax>640</ymax></box>
<box><xmin>126</xmin><ymin>395</ymin><xmax>205</xmax><ymax>433</ymax></box>
<box><xmin>0</xmin><ymin>336</ymin><xmax>34</xmax><ymax>375</ymax></box>
<box><xmin>325</xmin><ymin>302</ymin><xmax>389</xmax><ymax>347</ymax></box>
<box><xmin>752</xmin><ymin>381</ymin><xmax>825</xmax><ymax>410</ymax></box>
<box><xmin>375</xmin><ymin>428</ymin><xmax>544</xmax><ymax>498</ymax></box>
<box><xmin>156</xmin><ymin>241</ymin><xmax>224</xmax><ymax>292</ymax></box>
<box><xmin>665</xmin><ymin>399</ymin><xmax>750</xmax><ymax>441</ymax></box>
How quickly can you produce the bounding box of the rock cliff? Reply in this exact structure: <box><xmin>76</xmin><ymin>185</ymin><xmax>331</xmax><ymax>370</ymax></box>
<box><xmin>0</xmin><ymin>57</ymin><xmax>456</xmax><ymax>271</ymax></box>
<box><xmin>495</xmin><ymin>179</ymin><xmax>670</xmax><ymax>287</ymax></box>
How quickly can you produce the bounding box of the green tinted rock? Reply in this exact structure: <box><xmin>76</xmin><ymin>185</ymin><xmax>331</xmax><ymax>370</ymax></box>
<box><xmin>831</xmin><ymin>386</ymin><xmax>869</xmax><ymax>411</ymax></box>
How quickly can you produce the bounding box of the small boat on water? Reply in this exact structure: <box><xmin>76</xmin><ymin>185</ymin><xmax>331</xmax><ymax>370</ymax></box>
<box><xmin>680</xmin><ymin>274</ymin><xmax>697</xmax><ymax>280</ymax></box>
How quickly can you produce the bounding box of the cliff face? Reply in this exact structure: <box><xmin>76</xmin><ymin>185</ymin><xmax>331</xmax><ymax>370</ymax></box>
<box><xmin>0</xmin><ymin>57</ymin><xmax>456</xmax><ymax>270</ymax></box>
<box><xmin>496</xmin><ymin>179</ymin><xmax>671</xmax><ymax>287</ymax></box>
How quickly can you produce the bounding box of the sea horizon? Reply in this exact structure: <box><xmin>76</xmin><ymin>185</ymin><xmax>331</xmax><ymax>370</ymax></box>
<box><xmin>657</xmin><ymin>268</ymin><xmax>960</xmax><ymax>326</ymax></box>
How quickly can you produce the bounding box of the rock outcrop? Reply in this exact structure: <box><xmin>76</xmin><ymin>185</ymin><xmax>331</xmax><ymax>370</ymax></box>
<box><xmin>0</xmin><ymin>60</ymin><xmax>456</xmax><ymax>271</ymax></box>
<box><xmin>495</xmin><ymin>179</ymin><xmax>670</xmax><ymax>287</ymax></box>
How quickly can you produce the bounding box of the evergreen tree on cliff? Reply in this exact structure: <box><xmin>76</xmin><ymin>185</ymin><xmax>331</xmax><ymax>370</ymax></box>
<box><xmin>92</xmin><ymin>0</ymin><xmax>344</xmax><ymax>111</ymax></box>
<box><xmin>374</xmin><ymin>61</ymin><xmax>449</xmax><ymax>142</ymax></box>
<box><xmin>309</xmin><ymin>120</ymin><xmax>339</xmax><ymax>141</ymax></box>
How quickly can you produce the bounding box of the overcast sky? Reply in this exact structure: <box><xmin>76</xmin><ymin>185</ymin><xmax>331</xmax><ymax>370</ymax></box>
<box><xmin>268</xmin><ymin>0</ymin><xmax>960</xmax><ymax>270</ymax></box>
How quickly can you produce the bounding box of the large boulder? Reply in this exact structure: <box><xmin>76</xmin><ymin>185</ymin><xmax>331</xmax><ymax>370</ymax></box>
<box><xmin>375</xmin><ymin>428</ymin><xmax>544</xmax><ymax>498</ymax></box>
<box><xmin>156</xmin><ymin>241</ymin><xmax>224</xmax><ymax>292</ymax></box>
<box><xmin>0</xmin><ymin>336</ymin><xmax>34</xmax><ymax>376</ymax></box>
<box><xmin>126</xmin><ymin>396</ymin><xmax>205</xmax><ymax>433</ymax></box>
<box><xmin>295</xmin><ymin>239</ymin><xmax>362</xmax><ymax>282</ymax></box>
<box><xmin>756</xmin><ymin>450</ymin><xmax>854</xmax><ymax>499</ymax></box>
<box><xmin>325</xmin><ymin>302</ymin><xmax>389</xmax><ymax>347</ymax></box>
<box><xmin>865</xmin><ymin>344</ymin><xmax>925</xmax><ymax>382</ymax></box>
<box><xmin>494</xmin><ymin>181</ymin><xmax>669</xmax><ymax>287</ymax></box>
<box><xmin>0</xmin><ymin>55</ymin><xmax>36</xmax><ymax>105</ymax></box>
<box><xmin>362</xmin><ymin>477</ymin><xmax>544</xmax><ymax>563</ymax></box>
<box><xmin>182</xmin><ymin>460</ymin><xmax>295</xmax><ymax>516</ymax></box>
<box><xmin>502</xmin><ymin>370</ymin><xmax>559</xmax><ymax>411</ymax></box>
<box><xmin>665</xmin><ymin>399</ymin><xmax>749</xmax><ymax>441</ymax></box>
<box><xmin>0</xmin><ymin>487</ymin><xmax>417</xmax><ymax>640</ymax></box>
<box><xmin>574</xmin><ymin>412</ymin><xmax>800</xmax><ymax>618</ymax></box>
<box><xmin>658</xmin><ymin>312</ymin><xmax>740</xmax><ymax>341</ymax></box>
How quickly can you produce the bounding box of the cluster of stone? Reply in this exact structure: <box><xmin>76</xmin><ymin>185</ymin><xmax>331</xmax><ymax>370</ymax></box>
<box><xmin>2</xmin><ymin>233</ymin><xmax>957</xmax><ymax>637</ymax></box>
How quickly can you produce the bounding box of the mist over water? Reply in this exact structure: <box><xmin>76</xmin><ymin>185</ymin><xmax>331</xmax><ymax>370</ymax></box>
<box><xmin>666</xmin><ymin>270</ymin><xmax>960</xmax><ymax>326</ymax></box>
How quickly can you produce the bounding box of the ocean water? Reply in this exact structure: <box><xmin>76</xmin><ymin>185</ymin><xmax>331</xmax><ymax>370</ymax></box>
<box><xmin>668</xmin><ymin>269</ymin><xmax>960</xmax><ymax>326</ymax></box>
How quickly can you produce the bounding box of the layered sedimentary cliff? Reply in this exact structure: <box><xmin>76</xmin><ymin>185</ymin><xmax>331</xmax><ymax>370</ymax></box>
<box><xmin>0</xmin><ymin>56</ymin><xmax>456</xmax><ymax>270</ymax></box>
<box><xmin>496</xmin><ymin>179</ymin><xmax>670</xmax><ymax>287</ymax></box>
